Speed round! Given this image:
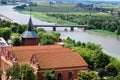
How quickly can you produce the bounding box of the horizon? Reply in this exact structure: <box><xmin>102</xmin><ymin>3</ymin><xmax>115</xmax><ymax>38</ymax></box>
<box><xmin>80</xmin><ymin>0</ymin><xmax>120</xmax><ymax>1</ymax></box>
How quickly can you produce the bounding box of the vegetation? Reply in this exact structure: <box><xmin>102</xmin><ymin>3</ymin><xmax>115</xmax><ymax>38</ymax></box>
<box><xmin>105</xmin><ymin>63</ymin><xmax>118</xmax><ymax>77</ymax></box>
<box><xmin>0</xmin><ymin>18</ymin><xmax>26</xmax><ymax>40</ymax></box>
<box><xmin>19</xmin><ymin>64</ymin><xmax>35</xmax><ymax>80</ymax></box>
<box><xmin>44</xmin><ymin>69</ymin><xmax>55</xmax><ymax>80</ymax></box>
<box><xmin>91</xmin><ymin>51</ymin><xmax>110</xmax><ymax>69</ymax></box>
<box><xmin>47</xmin><ymin>14</ymin><xmax>120</xmax><ymax>35</ymax></box>
<box><xmin>0</xmin><ymin>70</ymin><xmax>3</xmax><ymax>80</ymax></box>
<box><xmin>63</xmin><ymin>37</ymin><xmax>120</xmax><ymax>79</ymax></box>
<box><xmin>37</xmin><ymin>28</ymin><xmax>61</xmax><ymax>45</ymax></box>
<box><xmin>0</xmin><ymin>27</ymin><xmax>11</xmax><ymax>40</ymax></box>
<box><xmin>6</xmin><ymin>64</ymin><xmax>36</xmax><ymax>80</ymax></box>
<box><xmin>12</xmin><ymin>37</ymin><xmax>22</xmax><ymax>46</ymax></box>
<box><xmin>77</xmin><ymin>70</ymin><xmax>99</xmax><ymax>80</ymax></box>
<box><xmin>1</xmin><ymin>1</ymin><xmax>120</xmax><ymax>80</ymax></box>
<box><xmin>15</xmin><ymin>2</ymin><xmax>120</xmax><ymax>36</ymax></box>
<box><xmin>0</xmin><ymin>17</ymin><xmax>61</xmax><ymax>45</ymax></box>
<box><xmin>114</xmin><ymin>73</ymin><xmax>120</xmax><ymax>80</ymax></box>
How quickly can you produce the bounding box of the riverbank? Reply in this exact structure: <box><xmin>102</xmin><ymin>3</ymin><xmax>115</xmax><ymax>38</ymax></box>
<box><xmin>17</xmin><ymin>10</ymin><xmax>77</xmax><ymax>25</ymax></box>
<box><xmin>87</xmin><ymin>30</ymin><xmax>120</xmax><ymax>38</ymax></box>
<box><xmin>17</xmin><ymin>10</ymin><xmax>120</xmax><ymax>38</ymax></box>
<box><xmin>0</xmin><ymin>5</ymin><xmax>120</xmax><ymax>59</ymax></box>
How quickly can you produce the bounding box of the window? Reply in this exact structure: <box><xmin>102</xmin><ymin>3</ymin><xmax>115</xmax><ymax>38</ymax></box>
<box><xmin>57</xmin><ymin>73</ymin><xmax>62</xmax><ymax>80</ymax></box>
<box><xmin>68</xmin><ymin>72</ymin><xmax>73</xmax><ymax>80</ymax></box>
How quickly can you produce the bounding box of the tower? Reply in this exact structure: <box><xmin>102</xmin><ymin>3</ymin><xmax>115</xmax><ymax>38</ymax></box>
<box><xmin>21</xmin><ymin>17</ymin><xmax>39</xmax><ymax>46</ymax></box>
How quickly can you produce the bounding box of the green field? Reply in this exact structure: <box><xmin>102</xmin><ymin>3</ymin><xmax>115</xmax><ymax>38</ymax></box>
<box><xmin>16</xmin><ymin>2</ymin><xmax>109</xmax><ymax>25</ymax></box>
<box><xmin>87</xmin><ymin>30</ymin><xmax>120</xmax><ymax>38</ymax></box>
<box><xmin>16</xmin><ymin>2</ymin><xmax>120</xmax><ymax>37</ymax></box>
<box><xmin>24</xmin><ymin>3</ymin><xmax>95</xmax><ymax>13</ymax></box>
<box><xmin>18</xmin><ymin>10</ymin><xmax>77</xmax><ymax>25</ymax></box>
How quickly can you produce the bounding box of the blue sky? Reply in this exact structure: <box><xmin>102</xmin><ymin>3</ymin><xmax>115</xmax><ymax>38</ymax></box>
<box><xmin>94</xmin><ymin>0</ymin><xmax>120</xmax><ymax>1</ymax></box>
<box><xmin>83</xmin><ymin>0</ymin><xmax>120</xmax><ymax>1</ymax></box>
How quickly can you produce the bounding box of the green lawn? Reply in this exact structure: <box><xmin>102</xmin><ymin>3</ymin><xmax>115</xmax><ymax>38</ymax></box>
<box><xmin>15</xmin><ymin>2</ymin><xmax>120</xmax><ymax>38</ymax></box>
<box><xmin>17</xmin><ymin>10</ymin><xmax>77</xmax><ymax>25</ymax></box>
<box><xmin>87</xmin><ymin>29</ymin><xmax>120</xmax><ymax>38</ymax></box>
<box><xmin>23</xmin><ymin>2</ymin><xmax>96</xmax><ymax>13</ymax></box>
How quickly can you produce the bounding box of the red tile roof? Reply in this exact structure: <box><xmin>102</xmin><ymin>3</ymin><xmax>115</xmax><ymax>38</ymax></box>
<box><xmin>36</xmin><ymin>52</ymin><xmax>88</xmax><ymax>69</ymax></box>
<box><xmin>6</xmin><ymin>45</ymin><xmax>88</xmax><ymax>69</ymax></box>
<box><xmin>7</xmin><ymin>45</ymin><xmax>70</xmax><ymax>64</ymax></box>
<box><xmin>7</xmin><ymin>45</ymin><xmax>62</xmax><ymax>51</ymax></box>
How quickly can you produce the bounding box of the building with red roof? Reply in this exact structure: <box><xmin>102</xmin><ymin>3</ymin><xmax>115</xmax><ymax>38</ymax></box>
<box><xmin>0</xmin><ymin>45</ymin><xmax>88</xmax><ymax>80</ymax></box>
<box><xmin>0</xmin><ymin>17</ymin><xmax>88</xmax><ymax>80</ymax></box>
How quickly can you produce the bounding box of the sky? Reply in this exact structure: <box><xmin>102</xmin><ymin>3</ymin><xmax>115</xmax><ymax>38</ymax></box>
<box><xmin>94</xmin><ymin>0</ymin><xmax>120</xmax><ymax>1</ymax></box>
<box><xmin>81</xmin><ymin>0</ymin><xmax>120</xmax><ymax>1</ymax></box>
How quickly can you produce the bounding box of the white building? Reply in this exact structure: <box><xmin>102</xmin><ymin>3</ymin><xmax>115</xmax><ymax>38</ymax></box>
<box><xmin>0</xmin><ymin>37</ymin><xmax>9</xmax><ymax>47</ymax></box>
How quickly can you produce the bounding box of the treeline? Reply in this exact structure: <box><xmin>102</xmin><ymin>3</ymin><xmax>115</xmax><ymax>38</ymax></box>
<box><xmin>63</xmin><ymin>37</ymin><xmax>120</xmax><ymax>79</ymax></box>
<box><xmin>12</xmin><ymin>28</ymin><xmax>61</xmax><ymax>46</ymax></box>
<box><xmin>36</xmin><ymin>28</ymin><xmax>61</xmax><ymax>45</ymax></box>
<box><xmin>76</xmin><ymin>3</ymin><xmax>113</xmax><ymax>12</ymax></box>
<box><xmin>47</xmin><ymin>14</ymin><xmax>120</xmax><ymax>35</ymax></box>
<box><xmin>0</xmin><ymin>18</ymin><xmax>26</xmax><ymax>40</ymax></box>
<box><xmin>76</xmin><ymin>3</ymin><xmax>94</xmax><ymax>11</ymax></box>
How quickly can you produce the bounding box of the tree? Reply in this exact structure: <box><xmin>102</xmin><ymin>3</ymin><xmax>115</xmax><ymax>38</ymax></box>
<box><xmin>49</xmin><ymin>1</ymin><xmax>55</xmax><ymax>7</ymax></box>
<box><xmin>6</xmin><ymin>64</ymin><xmax>35</xmax><ymax>80</ymax></box>
<box><xmin>0</xmin><ymin>28</ymin><xmax>11</xmax><ymax>40</ymax></box>
<box><xmin>114</xmin><ymin>73</ymin><xmax>120</xmax><ymax>80</ymax></box>
<box><xmin>12</xmin><ymin>37</ymin><xmax>22</xmax><ymax>46</ymax></box>
<box><xmin>97</xmin><ymin>68</ymin><xmax>106</xmax><ymax>79</ymax></box>
<box><xmin>19</xmin><ymin>64</ymin><xmax>35</xmax><ymax>80</ymax></box>
<box><xmin>51</xmin><ymin>31</ymin><xmax>61</xmax><ymax>39</ymax></box>
<box><xmin>10</xmin><ymin>25</ymin><xmax>17</xmax><ymax>33</ymax></box>
<box><xmin>6</xmin><ymin>65</ymin><xmax>20</xmax><ymax>80</ymax></box>
<box><xmin>44</xmin><ymin>69</ymin><xmax>55</xmax><ymax>80</ymax></box>
<box><xmin>105</xmin><ymin>63</ymin><xmax>118</xmax><ymax>77</ymax></box>
<box><xmin>77</xmin><ymin>70</ymin><xmax>99</xmax><ymax>80</ymax></box>
<box><xmin>37</xmin><ymin>28</ymin><xmax>46</xmax><ymax>33</ymax></box>
<box><xmin>17</xmin><ymin>25</ymin><xmax>26</xmax><ymax>34</ymax></box>
<box><xmin>0</xmin><ymin>70</ymin><xmax>3</xmax><ymax>80</ymax></box>
<box><xmin>91</xmin><ymin>51</ymin><xmax>110</xmax><ymax>70</ymax></box>
<box><xmin>40</xmin><ymin>33</ymin><xmax>55</xmax><ymax>45</ymax></box>
<box><xmin>1</xmin><ymin>0</ymin><xmax>7</xmax><ymax>4</ymax></box>
<box><xmin>113</xmin><ymin>60</ymin><xmax>120</xmax><ymax>72</ymax></box>
<box><xmin>75</xmin><ymin>41</ymin><xmax>81</xmax><ymax>47</ymax></box>
<box><xmin>116</xmin><ymin>26</ymin><xmax>120</xmax><ymax>35</ymax></box>
<box><xmin>85</xmin><ymin>42</ymin><xmax>102</xmax><ymax>51</ymax></box>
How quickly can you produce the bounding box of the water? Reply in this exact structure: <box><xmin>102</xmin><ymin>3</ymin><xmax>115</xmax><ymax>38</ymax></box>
<box><xmin>0</xmin><ymin>5</ymin><xmax>120</xmax><ymax>59</ymax></box>
<box><xmin>0</xmin><ymin>5</ymin><xmax>55</xmax><ymax>25</ymax></box>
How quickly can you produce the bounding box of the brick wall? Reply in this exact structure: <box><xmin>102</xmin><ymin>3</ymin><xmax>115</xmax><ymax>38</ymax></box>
<box><xmin>38</xmin><ymin>68</ymin><xmax>88</xmax><ymax>80</ymax></box>
<box><xmin>22</xmin><ymin>38</ymin><xmax>39</xmax><ymax>46</ymax></box>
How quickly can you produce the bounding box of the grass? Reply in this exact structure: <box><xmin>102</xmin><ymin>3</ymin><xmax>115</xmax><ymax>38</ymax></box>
<box><xmin>11</xmin><ymin>33</ymin><xmax>20</xmax><ymax>37</ymax></box>
<box><xmin>15</xmin><ymin>2</ymin><xmax>120</xmax><ymax>38</ymax></box>
<box><xmin>17</xmin><ymin>10</ymin><xmax>77</xmax><ymax>25</ymax></box>
<box><xmin>24</xmin><ymin>2</ymin><xmax>96</xmax><ymax>13</ymax></box>
<box><xmin>87</xmin><ymin>29</ymin><xmax>120</xmax><ymax>38</ymax></box>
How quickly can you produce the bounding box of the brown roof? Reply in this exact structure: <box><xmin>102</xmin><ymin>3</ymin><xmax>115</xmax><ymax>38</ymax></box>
<box><xmin>36</xmin><ymin>52</ymin><xmax>88</xmax><ymax>69</ymax></box>
<box><xmin>7</xmin><ymin>45</ymin><xmax>70</xmax><ymax>65</ymax></box>
<box><xmin>6</xmin><ymin>45</ymin><xmax>88</xmax><ymax>69</ymax></box>
<box><xmin>7</xmin><ymin>45</ymin><xmax>62</xmax><ymax>51</ymax></box>
<box><xmin>13</xmin><ymin>48</ymin><xmax>71</xmax><ymax>54</ymax></box>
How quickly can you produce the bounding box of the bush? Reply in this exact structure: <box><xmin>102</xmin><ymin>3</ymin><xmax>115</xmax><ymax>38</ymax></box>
<box><xmin>12</xmin><ymin>37</ymin><xmax>22</xmax><ymax>46</ymax></box>
<box><xmin>0</xmin><ymin>28</ymin><xmax>11</xmax><ymax>40</ymax></box>
<box><xmin>91</xmin><ymin>51</ymin><xmax>110</xmax><ymax>70</ymax></box>
<box><xmin>105</xmin><ymin>63</ymin><xmax>118</xmax><ymax>77</ymax></box>
<box><xmin>77</xmin><ymin>70</ymin><xmax>99</xmax><ymax>80</ymax></box>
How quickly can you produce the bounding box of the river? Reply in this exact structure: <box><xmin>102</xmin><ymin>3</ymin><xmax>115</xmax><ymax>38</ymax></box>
<box><xmin>0</xmin><ymin>5</ymin><xmax>120</xmax><ymax>59</ymax></box>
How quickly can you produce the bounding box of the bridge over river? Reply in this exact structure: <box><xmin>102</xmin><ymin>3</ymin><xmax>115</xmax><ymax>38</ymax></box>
<box><xmin>0</xmin><ymin>5</ymin><xmax>120</xmax><ymax>59</ymax></box>
<box><xmin>34</xmin><ymin>25</ymin><xmax>88</xmax><ymax>31</ymax></box>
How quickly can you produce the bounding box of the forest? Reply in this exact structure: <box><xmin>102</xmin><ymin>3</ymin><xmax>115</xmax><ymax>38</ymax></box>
<box><xmin>47</xmin><ymin>14</ymin><xmax>120</xmax><ymax>35</ymax></box>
